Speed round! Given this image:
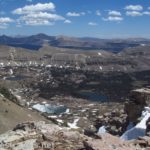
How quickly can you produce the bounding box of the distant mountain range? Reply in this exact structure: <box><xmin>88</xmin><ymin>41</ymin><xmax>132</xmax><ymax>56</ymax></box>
<box><xmin>0</xmin><ymin>33</ymin><xmax>150</xmax><ymax>52</ymax></box>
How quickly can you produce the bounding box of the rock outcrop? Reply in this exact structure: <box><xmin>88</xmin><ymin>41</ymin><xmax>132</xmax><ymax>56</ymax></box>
<box><xmin>125</xmin><ymin>88</ymin><xmax>150</xmax><ymax>124</ymax></box>
<box><xmin>133</xmin><ymin>136</ymin><xmax>150</xmax><ymax>149</ymax></box>
<box><xmin>94</xmin><ymin>109</ymin><xmax>128</xmax><ymax>136</ymax></box>
<box><xmin>146</xmin><ymin>117</ymin><xmax>150</xmax><ymax>136</ymax></box>
<box><xmin>94</xmin><ymin>88</ymin><xmax>150</xmax><ymax>137</ymax></box>
<box><xmin>0</xmin><ymin>121</ymin><xmax>137</xmax><ymax>150</ymax></box>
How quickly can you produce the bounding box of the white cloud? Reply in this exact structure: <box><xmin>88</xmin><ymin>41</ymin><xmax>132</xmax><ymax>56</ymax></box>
<box><xmin>125</xmin><ymin>5</ymin><xmax>143</xmax><ymax>11</ymax></box>
<box><xmin>12</xmin><ymin>2</ymin><xmax>55</xmax><ymax>14</ymax></box>
<box><xmin>0</xmin><ymin>17</ymin><xmax>13</xmax><ymax>29</ymax></box>
<box><xmin>108</xmin><ymin>10</ymin><xmax>121</xmax><ymax>16</ymax></box>
<box><xmin>24</xmin><ymin>19</ymin><xmax>54</xmax><ymax>26</ymax></box>
<box><xmin>17</xmin><ymin>12</ymin><xmax>64</xmax><ymax>26</ymax></box>
<box><xmin>126</xmin><ymin>11</ymin><xmax>143</xmax><ymax>17</ymax></box>
<box><xmin>64</xmin><ymin>19</ymin><xmax>72</xmax><ymax>24</ymax></box>
<box><xmin>0</xmin><ymin>17</ymin><xmax>13</xmax><ymax>23</ymax></box>
<box><xmin>103</xmin><ymin>16</ymin><xmax>123</xmax><ymax>22</ymax></box>
<box><xmin>143</xmin><ymin>11</ymin><xmax>150</xmax><ymax>15</ymax></box>
<box><xmin>20</xmin><ymin>12</ymin><xmax>64</xmax><ymax>21</ymax></box>
<box><xmin>88</xmin><ymin>22</ymin><xmax>98</xmax><ymax>26</ymax></box>
<box><xmin>66</xmin><ymin>12</ymin><xmax>81</xmax><ymax>17</ymax></box>
<box><xmin>12</xmin><ymin>3</ymin><xmax>65</xmax><ymax>26</ymax></box>
<box><xmin>66</xmin><ymin>12</ymin><xmax>86</xmax><ymax>17</ymax></box>
<box><xmin>96</xmin><ymin>10</ymin><xmax>101</xmax><ymax>16</ymax></box>
<box><xmin>103</xmin><ymin>10</ymin><xmax>123</xmax><ymax>22</ymax></box>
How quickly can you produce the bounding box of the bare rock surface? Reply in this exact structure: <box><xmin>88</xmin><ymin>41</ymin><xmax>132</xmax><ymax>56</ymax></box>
<box><xmin>125</xmin><ymin>88</ymin><xmax>150</xmax><ymax>124</ymax></box>
<box><xmin>0</xmin><ymin>121</ymin><xmax>138</xmax><ymax>150</ymax></box>
<box><xmin>94</xmin><ymin>109</ymin><xmax>128</xmax><ymax>136</ymax></box>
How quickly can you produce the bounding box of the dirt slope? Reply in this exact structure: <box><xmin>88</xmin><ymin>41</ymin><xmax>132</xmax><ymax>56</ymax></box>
<box><xmin>0</xmin><ymin>94</ymin><xmax>48</xmax><ymax>134</ymax></box>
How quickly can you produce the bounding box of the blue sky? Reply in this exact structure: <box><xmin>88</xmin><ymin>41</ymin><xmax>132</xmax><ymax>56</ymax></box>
<box><xmin>0</xmin><ymin>0</ymin><xmax>150</xmax><ymax>38</ymax></box>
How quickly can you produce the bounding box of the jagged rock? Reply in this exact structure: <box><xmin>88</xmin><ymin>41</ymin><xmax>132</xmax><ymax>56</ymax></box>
<box><xmin>130</xmin><ymin>88</ymin><xmax>150</xmax><ymax>105</ymax></box>
<box><xmin>125</xmin><ymin>88</ymin><xmax>150</xmax><ymax>124</ymax></box>
<box><xmin>125</xmin><ymin>101</ymin><xmax>144</xmax><ymax>123</ymax></box>
<box><xmin>84</xmin><ymin>129</ymin><xmax>101</xmax><ymax>139</ymax></box>
<box><xmin>146</xmin><ymin>117</ymin><xmax>150</xmax><ymax>136</ymax></box>
<box><xmin>132</xmin><ymin>136</ymin><xmax>150</xmax><ymax>148</ymax></box>
<box><xmin>0</xmin><ymin>121</ymin><xmax>138</xmax><ymax>150</ymax></box>
<box><xmin>94</xmin><ymin>109</ymin><xmax>128</xmax><ymax>136</ymax></box>
<box><xmin>13</xmin><ymin>122</ymin><xmax>36</xmax><ymax>131</ymax></box>
<box><xmin>83</xmin><ymin>133</ymin><xmax>136</xmax><ymax>150</ymax></box>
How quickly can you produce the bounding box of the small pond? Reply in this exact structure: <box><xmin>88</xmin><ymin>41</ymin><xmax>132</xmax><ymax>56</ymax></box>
<box><xmin>74</xmin><ymin>91</ymin><xmax>108</xmax><ymax>102</ymax></box>
<box><xmin>5</xmin><ymin>75</ymin><xmax>28</xmax><ymax>81</ymax></box>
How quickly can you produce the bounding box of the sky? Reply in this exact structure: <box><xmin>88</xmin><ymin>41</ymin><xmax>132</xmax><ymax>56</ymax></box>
<box><xmin>0</xmin><ymin>0</ymin><xmax>150</xmax><ymax>38</ymax></box>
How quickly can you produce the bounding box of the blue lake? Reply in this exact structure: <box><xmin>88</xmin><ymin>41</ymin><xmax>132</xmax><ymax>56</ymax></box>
<box><xmin>75</xmin><ymin>91</ymin><xmax>108</xmax><ymax>102</ymax></box>
<box><xmin>6</xmin><ymin>76</ymin><xmax>28</xmax><ymax>81</ymax></box>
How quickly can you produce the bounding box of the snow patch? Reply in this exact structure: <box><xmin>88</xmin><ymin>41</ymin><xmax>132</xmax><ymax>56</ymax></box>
<box><xmin>65</xmin><ymin>108</ymin><xmax>70</xmax><ymax>114</ymax></box>
<box><xmin>98</xmin><ymin>52</ymin><xmax>102</xmax><ymax>56</ymax></box>
<box><xmin>48</xmin><ymin>115</ymin><xmax>57</xmax><ymax>119</ymax></box>
<box><xmin>46</xmin><ymin>65</ymin><xmax>52</xmax><ymax>68</ymax></box>
<box><xmin>42</xmin><ymin>101</ymin><xmax>47</xmax><ymax>104</ymax></box>
<box><xmin>121</xmin><ymin>107</ymin><xmax>150</xmax><ymax>140</ymax></box>
<box><xmin>126</xmin><ymin>122</ymin><xmax>134</xmax><ymax>131</ymax></box>
<box><xmin>99</xmin><ymin>66</ymin><xmax>103</xmax><ymax>70</ymax></box>
<box><xmin>32</xmin><ymin>103</ymin><xmax>67</xmax><ymax>114</ymax></box>
<box><xmin>68</xmin><ymin>118</ymin><xmax>79</xmax><ymax>129</ymax></box>
<box><xmin>57</xmin><ymin>119</ymin><xmax>64</xmax><ymax>123</ymax></box>
<box><xmin>141</xmin><ymin>44</ymin><xmax>146</xmax><ymax>47</ymax></box>
<box><xmin>80</xmin><ymin>109</ymin><xmax>86</xmax><ymax>112</ymax></box>
<box><xmin>0</xmin><ymin>93</ymin><xmax>4</xmax><ymax>98</ymax></box>
<box><xmin>98</xmin><ymin>126</ymin><xmax>107</xmax><ymax>135</ymax></box>
<box><xmin>9</xmin><ymin>69</ymin><xmax>13</xmax><ymax>75</ymax></box>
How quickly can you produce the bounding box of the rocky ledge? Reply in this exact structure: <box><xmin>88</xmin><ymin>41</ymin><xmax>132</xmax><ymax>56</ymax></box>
<box><xmin>0</xmin><ymin>121</ymin><xmax>138</xmax><ymax>150</ymax></box>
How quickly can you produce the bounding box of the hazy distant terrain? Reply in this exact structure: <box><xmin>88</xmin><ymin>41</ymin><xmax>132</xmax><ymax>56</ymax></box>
<box><xmin>0</xmin><ymin>42</ymin><xmax>150</xmax><ymax>101</ymax></box>
<box><xmin>0</xmin><ymin>34</ymin><xmax>150</xmax><ymax>52</ymax></box>
<box><xmin>0</xmin><ymin>43</ymin><xmax>150</xmax><ymax>73</ymax></box>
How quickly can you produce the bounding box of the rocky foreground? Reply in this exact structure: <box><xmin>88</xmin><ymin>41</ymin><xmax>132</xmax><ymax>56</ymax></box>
<box><xmin>0</xmin><ymin>88</ymin><xmax>150</xmax><ymax>150</ymax></box>
<box><xmin>0</xmin><ymin>121</ymin><xmax>140</xmax><ymax>150</ymax></box>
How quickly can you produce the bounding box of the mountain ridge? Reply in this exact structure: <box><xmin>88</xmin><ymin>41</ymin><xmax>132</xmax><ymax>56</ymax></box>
<box><xmin>0</xmin><ymin>33</ymin><xmax>150</xmax><ymax>52</ymax></box>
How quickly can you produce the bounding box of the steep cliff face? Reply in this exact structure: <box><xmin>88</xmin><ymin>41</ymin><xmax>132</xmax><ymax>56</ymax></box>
<box><xmin>125</xmin><ymin>88</ymin><xmax>150</xmax><ymax>124</ymax></box>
